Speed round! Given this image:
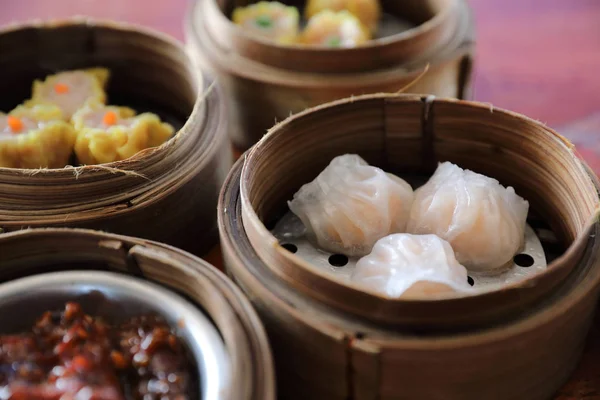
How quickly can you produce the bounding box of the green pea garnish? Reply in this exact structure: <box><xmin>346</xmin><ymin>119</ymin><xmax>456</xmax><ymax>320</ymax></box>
<box><xmin>255</xmin><ymin>15</ymin><xmax>273</xmax><ymax>28</ymax></box>
<box><xmin>326</xmin><ymin>36</ymin><xmax>342</xmax><ymax>47</ymax></box>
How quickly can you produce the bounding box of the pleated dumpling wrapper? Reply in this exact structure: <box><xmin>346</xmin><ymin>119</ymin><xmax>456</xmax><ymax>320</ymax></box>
<box><xmin>0</xmin><ymin>105</ymin><xmax>76</xmax><ymax>169</ymax></box>
<box><xmin>407</xmin><ymin>162</ymin><xmax>529</xmax><ymax>272</ymax></box>
<box><xmin>25</xmin><ymin>68</ymin><xmax>110</xmax><ymax>120</ymax></box>
<box><xmin>73</xmin><ymin>105</ymin><xmax>174</xmax><ymax>165</ymax></box>
<box><xmin>288</xmin><ymin>154</ymin><xmax>414</xmax><ymax>256</ymax></box>
<box><xmin>232</xmin><ymin>1</ymin><xmax>300</xmax><ymax>44</ymax></box>
<box><xmin>300</xmin><ymin>10</ymin><xmax>370</xmax><ymax>47</ymax></box>
<box><xmin>351</xmin><ymin>234</ymin><xmax>473</xmax><ymax>299</ymax></box>
<box><xmin>305</xmin><ymin>0</ymin><xmax>381</xmax><ymax>34</ymax></box>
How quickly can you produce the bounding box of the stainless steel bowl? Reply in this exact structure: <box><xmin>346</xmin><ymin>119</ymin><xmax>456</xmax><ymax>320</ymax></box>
<box><xmin>0</xmin><ymin>270</ymin><xmax>230</xmax><ymax>399</ymax></box>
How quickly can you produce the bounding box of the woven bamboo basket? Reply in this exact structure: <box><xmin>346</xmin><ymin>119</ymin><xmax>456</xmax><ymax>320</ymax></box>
<box><xmin>0</xmin><ymin>19</ymin><xmax>232</xmax><ymax>256</ymax></box>
<box><xmin>219</xmin><ymin>93</ymin><xmax>600</xmax><ymax>399</ymax></box>
<box><xmin>0</xmin><ymin>227</ymin><xmax>275</xmax><ymax>400</ymax></box>
<box><xmin>186</xmin><ymin>0</ymin><xmax>475</xmax><ymax>150</ymax></box>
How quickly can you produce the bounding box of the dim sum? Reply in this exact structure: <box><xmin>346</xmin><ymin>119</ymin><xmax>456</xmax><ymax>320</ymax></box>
<box><xmin>351</xmin><ymin>233</ymin><xmax>472</xmax><ymax>299</ymax></box>
<box><xmin>407</xmin><ymin>162</ymin><xmax>529</xmax><ymax>272</ymax></box>
<box><xmin>288</xmin><ymin>154</ymin><xmax>414</xmax><ymax>256</ymax></box>
<box><xmin>0</xmin><ymin>105</ymin><xmax>76</xmax><ymax>169</ymax></box>
<box><xmin>300</xmin><ymin>10</ymin><xmax>370</xmax><ymax>47</ymax></box>
<box><xmin>73</xmin><ymin>104</ymin><xmax>174</xmax><ymax>165</ymax></box>
<box><xmin>233</xmin><ymin>1</ymin><xmax>300</xmax><ymax>44</ymax></box>
<box><xmin>25</xmin><ymin>68</ymin><xmax>109</xmax><ymax>120</ymax></box>
<box><xmin>304</xmin><ymin>0</ymin><xmax>381</xmax><ymax>34</ymax></box>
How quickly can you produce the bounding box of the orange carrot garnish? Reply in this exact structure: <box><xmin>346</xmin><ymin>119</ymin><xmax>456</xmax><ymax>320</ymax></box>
<box><xmin>71</xmin><ymin>355</ymin><xmax>91</xmax><ymax>372</ymax></box>
<box><xmin>54</xmin><ymin>83</ymin><xmax>70</xmax><ymax>94</ymax></box>
<box><xmin>7</xmin><ymin>116</ymin><xmax>24</xmax><ymax>133</ymax></box>
<box><xmin>102</xmin><ymin>111</ymin><xmax>118</xmax><ymax>126</ymax></box>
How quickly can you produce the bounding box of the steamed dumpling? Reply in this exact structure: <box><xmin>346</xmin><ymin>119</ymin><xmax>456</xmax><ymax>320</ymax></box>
<box><xmin>288</xmin><ymin>154</ymin><xmax>414</xmax><ymax>256</ymax></box>
<box><xmin>300</xmin><ymin>10</ymin><xmax>370</xmax><ymax>47</ymax></box>
<box><xmin>407</xmin><ymin>162</ymin><xmax>529</xmax><ymax>272</ymax></box>
<box><xmin>0</xmin><ymin>105</ymin><xmax>76</xmax><ymax>169</ymax></box>
<box><xmin>25</xmin><ymin>68</ymin><xmax>109</xmax><ymax>120</ymax></box>
<box><xmin>72</xmin><ymin>104</ymin><xmax>174</xmax><ymax>164</ymax></box>
<box><xmin>351</xmin><ymin>234</ymin><xmax>472</xmax><ymax>299</ymax></box>
<box><xmin>232</xmin><ymin>1</ymin><xmax>300</xmax><ymax>44</ymax></box>
<box><xmin>304</xmin><ymin>0</ymin><xmax>381</xmax><ymax>34</ymax></box>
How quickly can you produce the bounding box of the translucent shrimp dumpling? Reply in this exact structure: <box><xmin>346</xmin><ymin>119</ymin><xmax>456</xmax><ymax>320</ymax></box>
<box><xmin>351</xmin><ymin>234</ymin><xmax>472</xmax><ymax>299</ymax></box>
<box><xmin>407</xmin><ymin>162</ymin><xmax>529</xmax><ymax>272</ymax></box>
<box><xmin>300</xmin><ymin>10</ymin><xmax>370</xmax><ymax>48</ymax></box>
<box><xmin>288</xmin><ymin>154</ymin><xmax>414</xmax><ymax>256</ymax></box>
<box><xmin>232</xmin><ymin>1</ymin><xmax>300</xmax><ymax>44</ymax></box>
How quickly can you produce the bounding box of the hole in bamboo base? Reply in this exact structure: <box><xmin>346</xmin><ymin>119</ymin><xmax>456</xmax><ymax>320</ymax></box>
<box><xmin>328</xmin><ymin>254</ymin><xmax>349</xmax><ymax>267</ymax></box>
<box><xmin>282</xmin><ymin>243</ymin><xmax>298</xmax><ymax>253</ymax></box>
<box><xmin>514</xmin><ymin>254</ymin><xmax>535</xmax><ymax>268</ymax></box>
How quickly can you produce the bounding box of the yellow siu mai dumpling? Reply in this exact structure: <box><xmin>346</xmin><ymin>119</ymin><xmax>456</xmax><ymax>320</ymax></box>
<box><xmin>288</xmin><ymin>154</ymin><xmax>414</xmax><ymax>256</ymax></box>
<box><xmin>232</xmin><ymin>1</ymin><xmax>300</xmax><ymax>44</ymax></box>
<box><xmin>25</xmin><ymin>68</ymin><xmax>110</xmax><ymax>120</ymax></box>
<box><xmin>407</xmin><ymin>162</ymin><xmax>529</xmax><ymax>272</ymax></box>
<box><xmin>73</xmin><ymin>105</ymin><xmax>174</xmax><ymax>165</ymax></box>
<box><xmin>351</xmin><ymin>234</ymin><xmax>473</xmax><ymax>299</ymax></box>
<box><xmin>300</xmin><ymin>10</ymin><xmax>370</xmax><ymax>48</ymax></box>
<box><xmin>305</xmin><ymin>0</ymin><xmax>381</xmax><ymax>34</ymax></box>
<box><xmin>0</xmin><ymin>105</ymin><xmax>76</xmax><ymax>169</ymax></box>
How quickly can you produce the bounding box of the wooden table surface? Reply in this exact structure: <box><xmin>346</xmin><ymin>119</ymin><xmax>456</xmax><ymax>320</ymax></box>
<box><xmin>2</xmin><ymin>0</ymin><xmax>600</xmax><ymax>398</ymax></box>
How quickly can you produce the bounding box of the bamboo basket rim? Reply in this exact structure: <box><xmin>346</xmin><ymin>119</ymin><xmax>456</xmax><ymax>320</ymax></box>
<box><xmin>0</xmin><ymin>226</ymin><xmax>276</xmax><ymax>400</ymax></box>
<box><xmin>239</xmin><ymin>92</ymin><xmax>600</xmax><ymax>306</ymax></box>
<box><xmin>203</xmin><ymin>0</ymin><xmax>458</xmax><ymax>51</ymax></box>
<box><xmin>0</xmin><ymin>17</ymin><xmax>206</xmax><ymax>174</ymax></box>
<box><xmin>185</xmin><ymin>0</ymin><xmax>473</xmax><ymax>88</ymax></box>
<box><xmin>223</xmin><ymin>157</ymin><xmax>600</xmax><ymax>347</ymax></box>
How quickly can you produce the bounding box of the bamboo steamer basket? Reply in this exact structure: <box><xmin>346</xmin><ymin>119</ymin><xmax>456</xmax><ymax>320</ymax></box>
<box><xmin>0</xmin><ymin>227</ymin><xmax>275</xmax><ymax>400</ymax></box>
<box><xmin>218</xmin><ymin>93</ymin><xmax>600</xmax><ymax>399</ymax></box>
<box><xmin>0</xmin><ymin>19</ymin><xmax>232</xmax><ymax>256</ymax></box>
<box><xmin>186</xmin><ymin>0</ymin><xmax>475</xmax><ymax>150</ymax></box>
